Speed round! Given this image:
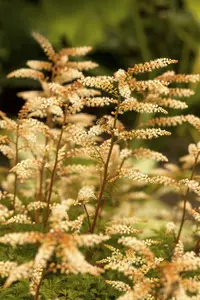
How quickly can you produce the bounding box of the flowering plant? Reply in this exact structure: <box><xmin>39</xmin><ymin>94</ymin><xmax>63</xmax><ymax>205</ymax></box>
<box><xmin>1</xmin><ymin>33</ymin><xmax>200</xmax><ymax>299</ymax></box>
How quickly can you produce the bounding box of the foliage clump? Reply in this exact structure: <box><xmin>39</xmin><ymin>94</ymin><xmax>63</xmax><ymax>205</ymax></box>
<box><xmin>1</xmin><ymin>33</ymin><xmax>200</xmax><ymax>299</ymax></box>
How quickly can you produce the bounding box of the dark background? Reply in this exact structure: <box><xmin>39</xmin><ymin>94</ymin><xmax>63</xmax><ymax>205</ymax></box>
<box><xmin>0</xmin><ymin>0</ymin><xmax>200</xmax><ymax>159</ymax></box>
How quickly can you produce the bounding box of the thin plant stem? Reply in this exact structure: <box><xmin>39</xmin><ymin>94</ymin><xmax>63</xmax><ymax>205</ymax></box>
<box><xmin>90</xmin><ymin>98</ymin><xmax>121</xmax><ymax>233</ymax></box>
<box><xmin>98</xmin><ymin>157</ymin><xmax>126</xmax><ymax>219</ymax></box>
<box><xmin>176</xmin><ymin>152</ymin><xmax>200</xmax><ymax>243</ymax></box>
<box><xmin>83</xmin><ymin>204</ymin><xmax>91</xmax><ymax>230</ymax></box>
<box><xmin>43</xmin><ymin>108</ymin><xmax>67</xmax><ymax>229</ymax></box>
<box><xmin>35</xmin><ymin>166</ymin><xmax>45</xmax><ymax>224</ymax></box>
<box><xmin>193</xmin><ymin>236</ymin><xmax>200</xmax><ymax>253</ymax></box>
<box><xmin>34</xmin><ymin>269</ymin><xmax>45</xmax><ymax>300</ymax></box>
<box><xmin>43</xmin><ymin>113</ymin><xmax>53</xmax><ymax>204</ymax></box>
<box><xmin>35</xmin><ymin>137</ymin><xmax>48</xmax><ymax>223</ymax></box>
<box><xmin>38</xmin><ymin>164</ymin><xmax>45</xmax><ymax>201</ymax></box>
<box><xmin>13</xmin><ymin>122</ymin><xmax>20</xmax><ymax>213</ymax></box>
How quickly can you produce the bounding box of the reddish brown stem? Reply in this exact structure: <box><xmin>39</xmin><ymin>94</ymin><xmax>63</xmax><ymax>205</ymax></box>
<box><xmin>193</xmin><ymin>237</ymin><xmax>200</xmax><ymax>253</ymax></box>
<box><xmin>35</xmin><ymin>166</ymin><xmax>45</xmax><ymax>224</ymax></box>
<box><xmin>90</xmin><ymin>98</ymin><xmax>120</xmax><ymax>233</ymax></box>
<box><xmin>33</xmin><ymin>269</ymin><xmax>45</xmax><ymax>300</ymax></box>
<box><xmin>43</xmin><ymin>109</ymin><xmax>67</xmax><ymax>229</ymax></box>
<box><xmin>176</xmin><ymin>152</ymin><xmax>200</xmax><ymax>243</ymax></box>
<box><xmin>35</xmin><ymin>136</ymin><xmax>48</xmax><ymax>223</ymax></box>
<box><xmin>13</xmin><ymin>123</ymin><xmax>20</xmax><ymax>213</ymax></box>
<box><xmin>83</xmin><ymin>204</ymin><xmax>91</xmax><ymax>230</ymax></box>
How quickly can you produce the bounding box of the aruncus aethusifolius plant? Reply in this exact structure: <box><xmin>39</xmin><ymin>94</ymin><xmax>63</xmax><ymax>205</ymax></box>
<box><xmin>1</xmin><ymin>33</ymin><xmax>200</xmax><ymax>299</ymax></box>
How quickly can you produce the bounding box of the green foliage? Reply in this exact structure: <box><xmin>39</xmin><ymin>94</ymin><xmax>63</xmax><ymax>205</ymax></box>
<box><xmin>39</xmin><ymin>274</ymin><xmax>120</xmax><ymax>300</ymax></box>
<box><xmin>150</xmin><ymin>227</ymin><xmax>175</xmax><ymax>259</ymax></box>
<box><xmin>0</xmin><ymin>280</ymin><xmax>32</xmax><ymax>300</ymax></box>
<box><xmin>0</xmin><ymin>243</ymin><xmax>38</xmax><ymax>264</ymax></box>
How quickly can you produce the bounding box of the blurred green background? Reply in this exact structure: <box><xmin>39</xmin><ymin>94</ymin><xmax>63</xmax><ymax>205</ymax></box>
<box><xmin>1</xmin><ymin>0</ymin><xmax>200</xmax><ymax>159</ymax></box>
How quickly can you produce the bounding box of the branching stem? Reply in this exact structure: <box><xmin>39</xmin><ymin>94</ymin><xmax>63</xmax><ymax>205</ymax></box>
<box><xmin>35</xmin><ymin>136</ymin><xmax>48</xmax><ymax>223</ymax></box>
<box><xmin>35</xmin><ymin>164</ymin><xmax>45</xmax><ymax>223</ymax></box>
<box><xmin>193</xmin><ymin>236</ymin><xmax>200</xmax><ymax>253</ymax></box>
<box><xmin>34</xmin><ymin>269</ymin><xmax>45</xmax><ymax>300</ymax></box>
<box><xmin>43</xmin><ymin>108</ymin><xmax>67</xmax><ymax>229</ymax></box>
<box><xmin>176</xmin><ymin>152</ymin><xmax>200</xmax><ymax>243</ymax></box>
<box><xmin>83</xmin><ymin>204</ymin><xmax>91</xmax><ymax>230</ymax></box>
<box><xmin>90</xmin><ymin>98</ymin><xmax>121</xmax><ymax>233</ymax></box>
<box><xmin>13</xmin><ymin>122</ymin><xmax>20</xmax><ymax>213</ymax></box>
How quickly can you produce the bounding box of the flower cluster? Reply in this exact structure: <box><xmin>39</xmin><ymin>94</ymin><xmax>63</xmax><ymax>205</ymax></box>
<box><xmin>1</xmin><ymin>33</ymin><xmax>200</xmax><ymax>299</ymax></box>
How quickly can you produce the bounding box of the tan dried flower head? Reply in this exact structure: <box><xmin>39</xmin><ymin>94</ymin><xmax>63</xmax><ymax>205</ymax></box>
<box><xmin>128</xmin><ymin>58</ymin><xmax>178</xmax><ymax>74</ymax></box>
<box><xmin>157</xmin><ymin>71</ymin><xmax>200</xmax><ymax>83</ymax></box>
